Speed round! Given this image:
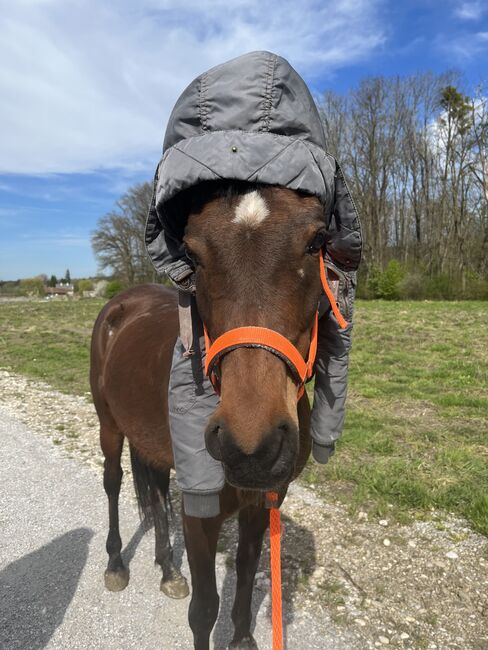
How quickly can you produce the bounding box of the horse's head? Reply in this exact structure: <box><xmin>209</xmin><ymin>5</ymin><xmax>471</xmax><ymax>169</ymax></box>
<box><xmin>183</xmin><ymin>182</ymin><xmax>325</xmax><ymax>490</ymax></box>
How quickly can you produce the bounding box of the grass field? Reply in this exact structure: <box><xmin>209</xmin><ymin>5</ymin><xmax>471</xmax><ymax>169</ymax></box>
<box><xmin>0</xmin><ymin>299</ymin><xmax>105</xmax><ymax>396</ymax></box>
<box><xmin>0</xmin><ymin>298</ymin><xmax>487</xmax><ymax>535</ymax></box>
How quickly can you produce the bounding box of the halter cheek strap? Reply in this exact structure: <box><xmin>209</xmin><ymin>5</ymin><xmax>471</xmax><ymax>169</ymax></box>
<box><xmin>203</xmin><ymin>253</ymin><xmax>347</xmax><ymax>397</ymax></box>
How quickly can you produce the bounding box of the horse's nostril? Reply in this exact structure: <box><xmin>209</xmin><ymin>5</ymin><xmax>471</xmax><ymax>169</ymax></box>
<box><xmin>277</xmin><ymin>420</ymin><xmax>291</xmax><ymax>435</ymax></box>
<box><xmin>205</xmin><ymin>422</ymin><xmax>223</xmax><ymax>461</ymax></box>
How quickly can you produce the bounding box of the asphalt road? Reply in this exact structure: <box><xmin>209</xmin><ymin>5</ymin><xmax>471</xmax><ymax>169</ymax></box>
<box><xmin>0</xmin><ymin>409</ymin><xmax>357</xmax><ymax>650</ymax></box>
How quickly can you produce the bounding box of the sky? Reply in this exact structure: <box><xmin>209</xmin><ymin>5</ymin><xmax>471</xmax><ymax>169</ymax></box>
<box><xmin>0</xmin><ymin>0</ymin><xmax>487</xmax><ymax>280</ymax></box>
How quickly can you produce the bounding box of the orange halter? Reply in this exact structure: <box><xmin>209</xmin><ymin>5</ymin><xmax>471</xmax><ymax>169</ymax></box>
<box><xmin>203</xmin><ymin>253</ymin><xmax>348</xmax><ymax>399</ymax></box>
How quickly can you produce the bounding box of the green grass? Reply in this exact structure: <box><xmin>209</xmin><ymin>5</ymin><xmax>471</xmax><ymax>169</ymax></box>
<box><xmin>0</xmin><ymin>298</ymin><xmax>105</xmax><ymax>395</ymax></box>
<box><xmin>303</xmin><ymin>300</ymin><xmax>488</xmax><ymax>536</ymax></box>
<box><xmin>1</xmin><ymin>297</ymin><xmax>487</xmax><ymax>535</ymax></box>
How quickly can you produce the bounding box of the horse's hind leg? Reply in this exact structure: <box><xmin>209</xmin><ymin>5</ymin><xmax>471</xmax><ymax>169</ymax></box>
<box><xmin>152</xmin><ymin>470</ymin><xmax>189</xmax><ymax>599</ymax></box>
<box><xmin>229</xmin><ymin>506</ymin><xmax>269</xmax><ymax>650</ymax></box>
<box><xmin>101</xmin><ymin>426</ymin><xmax>129</xmax><ymax>591</ymax></box>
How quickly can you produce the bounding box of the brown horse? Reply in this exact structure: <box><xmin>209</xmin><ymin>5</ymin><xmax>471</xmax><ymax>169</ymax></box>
<box><xmin>90</xmin><ymin>181</ymin><xmax>326</xmax><ymax>649</ymax></box>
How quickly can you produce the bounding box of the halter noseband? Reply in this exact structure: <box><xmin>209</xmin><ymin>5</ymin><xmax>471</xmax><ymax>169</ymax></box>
<box><xmin>203</xmin><ymin>253</ymin><xmax>348</xmax><ymax>399</ymax></box>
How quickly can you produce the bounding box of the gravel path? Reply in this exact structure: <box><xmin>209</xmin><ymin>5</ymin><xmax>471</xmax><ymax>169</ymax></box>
<box><xmin>0</xmin><ymin>369</ymin><xmax>487</xmax><ymax>649</ymax></box>
<box><xmin>0</xmin><ymin>408</ymin><xmax>359</xmax><ymax>650</ymax></box>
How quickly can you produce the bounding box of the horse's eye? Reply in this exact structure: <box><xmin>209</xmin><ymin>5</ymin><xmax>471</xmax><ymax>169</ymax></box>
<box><xmin>306</xmin><ymin>230</ymin><xmax>326</xmax><ymax>255</ymax></box>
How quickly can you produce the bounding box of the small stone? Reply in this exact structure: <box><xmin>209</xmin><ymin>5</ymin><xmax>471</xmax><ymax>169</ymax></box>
<box><xmin>358</xmin><ymin>511</ymin><xmax>368</xmax><ymax>521</ymax></box>
<box><xmin>355</xmin><ymin>619</ymin><xmax>366</xmax><ymax>626</ymax></box>
<box><xmin>405</xmin><ymin>616</ymin><xmax>415</xmax><ymax>623</ymax></box>
<box><xmin>408</xmin><ymin>540</ymin><xmax>416</xmax><ymax>547</ymax></box>
<box><xmin>379</xmin><ymin>636</ymin><xmax>390</xmax><ymax>644</ymax></box>
<box><xmin>383</xmin><ymin>538</ymin><xmax>391</xmax><ymax>547</ymax></box>
<box><xmin>256</xmin><ymin>577</ymin><xmax>270</xmax><ymax>590</ymax></box>
<box><xmin>432</xmin><ymin>559</ymin><xmax>447</xmax><ymax>569</ymax></box>
<box><xmin>379</xmin><ymin>519</ymin><xmax>389</xmax><ymax>527</ymax></box>
<box><xmin>400</xmin><ymin>632</ymin><xmax>410</xmax><ymax>640</ymax></box>
<box><xmin>446</xmin><ymin>551</ymin><xmax>458</xmax><ymax>560</ymax></box>
<box><xmin>312</xmin><ymin>566</ymin><xmax>325</xmax><ymax>580</ymax></box>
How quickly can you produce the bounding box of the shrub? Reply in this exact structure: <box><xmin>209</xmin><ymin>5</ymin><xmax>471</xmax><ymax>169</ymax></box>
<box><xmin>425</xmin><ymin>274</ymin><xmax>454</xmax><ymax>300</ymax></box>
<box><xmin>19</xmin><ymin>277</ymin><xmax>45</xmax><ymax>297</ymax></box>
<box><xmin>105</xmin><ymin>280</ymin><xmax>127</xmax><ymax>299</ymax></box>
<box><xmin>78</xmin><ymin>279</ymin><xmax>94</xmax><ymax>293</ymax></box>
<box><xmin>355</xmin><ymin>266</ymin><xmax>366</xmax><ymax>298</ymax></box>
<box><xmin>377</xmin><ymin>260</ymin><xmax>404</xmax><ymax>300</ymax></box>
<box><xmin>462</xmin><ymin>271</ymin><xmax>488</xmax><ymax>300</ymax></box>
<box><xmin>400</xmin><ymin>272</ymin><xmax>425</xmax><ymax>299</ymax></box>
<box><xmin>357</xmin><ymin>260</ymin><xmax>487</xmax><ymax>300</ymax></box>
<box><xmin>366</xmin><ymin>265</ymin><xmax>382</xmax><ymax>298</ymax></box>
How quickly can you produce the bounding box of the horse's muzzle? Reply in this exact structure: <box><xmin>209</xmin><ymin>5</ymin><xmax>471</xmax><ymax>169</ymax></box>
<box><xmin>205</xmin><ymin>417</ymin><xmax>298</xmax><ymax>490</ymax></box>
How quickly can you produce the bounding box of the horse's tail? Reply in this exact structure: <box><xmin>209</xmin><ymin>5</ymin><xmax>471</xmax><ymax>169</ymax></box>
<box><xmin>129</xmin><ymin>444</ymin><xmax>172</xmax><ymax>530</ymax></box>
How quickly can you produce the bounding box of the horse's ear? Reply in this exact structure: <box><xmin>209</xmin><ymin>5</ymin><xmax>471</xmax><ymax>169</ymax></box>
<box><xmin>329</xmin><ymin>159</ymin><xmax>362</xmax><ymax>271</ymax></box>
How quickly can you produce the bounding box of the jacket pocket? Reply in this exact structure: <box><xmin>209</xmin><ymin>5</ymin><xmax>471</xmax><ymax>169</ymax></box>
<box><xmin>324</xmin><ymin>261</ymin><xmax>357</xmax><ymax>323</ymax></box>
<box><xmin>169</xmin><ymin>339</ymin><xmax>199</xmax><ymax>416</ymax></box>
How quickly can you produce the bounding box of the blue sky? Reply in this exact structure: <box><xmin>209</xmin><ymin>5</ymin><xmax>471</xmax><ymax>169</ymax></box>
<box><xmin>1</xmin><ymin>0</ymin><xmax>487</xmax><ymax>280</ymax></box>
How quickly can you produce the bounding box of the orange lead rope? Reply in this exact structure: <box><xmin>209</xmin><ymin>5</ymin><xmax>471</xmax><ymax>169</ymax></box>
<box><xmin>264</xmin><ymin>257</ymin><xmax>347</xmax><ymax>650</ymax></box>
<box><xmin>266</xmin><ymin>491</ymin><xmax>283</xmax><ymax>650</ymax></box>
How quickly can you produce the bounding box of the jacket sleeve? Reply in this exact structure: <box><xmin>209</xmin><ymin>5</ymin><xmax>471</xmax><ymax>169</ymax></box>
<box><xmin>325</xmin><ymin>159</ymin><xmax>362</xmax><ymax>271</ymax></box>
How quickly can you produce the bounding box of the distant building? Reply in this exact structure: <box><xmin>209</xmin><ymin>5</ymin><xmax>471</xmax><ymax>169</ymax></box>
<box><xmin>45</xmin><ymin>282</ymin><xmax>75</xmax><ymax>298</ymax></box>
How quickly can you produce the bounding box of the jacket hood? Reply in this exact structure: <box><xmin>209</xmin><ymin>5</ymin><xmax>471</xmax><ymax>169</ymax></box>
<box><xmin>146</xmin><ymin>51</ymin><xmax>362</xmax><ymax>274</ymax></box>
<box><xmin>163</xmin><ymin>50</ymin><xmax>328</xmax><ymax>152</ymax></box>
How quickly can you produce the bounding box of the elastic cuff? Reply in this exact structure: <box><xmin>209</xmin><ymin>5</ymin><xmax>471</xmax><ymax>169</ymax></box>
<box><xmin>183</xmin><ymin>492</ymin><xmax>220</xmax><ymax>518</ymax></box>
<box><xmin>165</xmin><ymin>258</ymin><xmax>196</xmax><ymax>293</ymax></box>
<box><xmin>312</xmin><ymin>441</ymin><xmax>336</xmax><ymax>464</ymax></box>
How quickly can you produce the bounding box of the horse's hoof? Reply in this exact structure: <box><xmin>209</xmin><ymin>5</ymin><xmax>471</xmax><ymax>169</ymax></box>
<box><xmin>104</xmin><ymin>568</ymin><xmax>129</xmax><ymax>592</ymax></box>
<box><xmin>160</xmin><ymin>574</ymin><xmax>190</xmax><ymax>599</ymax></box>
<box><xmin>229</xmin><ymin>636</ymin><xmax>258</xmax><ymax>650</ymax></box>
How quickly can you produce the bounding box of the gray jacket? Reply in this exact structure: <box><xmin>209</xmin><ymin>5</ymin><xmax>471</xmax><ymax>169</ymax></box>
<box><xmin>145</xmin><ymin>50</ymin><xmax>362</xmax><ymax>277</ymax></box>
<box><xmin>144</xmin><ymin>51</ymin><xmax>362</xmax><ymax>518</ymax></box>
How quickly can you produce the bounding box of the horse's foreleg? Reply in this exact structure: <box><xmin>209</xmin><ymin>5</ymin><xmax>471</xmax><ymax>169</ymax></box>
<box><xmin>152</xmin><ymin>470</ymin><xmax>189</xmax><ymax>599</ymax></box>
<box><xmin>101</xmin><ymin>427</ymin><xmax>129</xmax><ymax>591</ymax></box>
<box><xmin>229</xmin><ymin>506</ymin><xmax>269</xmax><ymax>650</ymax></box>
<box><xmin>183</xmin><ymin>511</ymin><xmax>224</xmax><ymax>650</ymax></box>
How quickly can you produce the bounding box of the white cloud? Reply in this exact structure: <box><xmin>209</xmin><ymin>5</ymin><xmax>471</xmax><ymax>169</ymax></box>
<box><xmin>454</xmin><ymin>2</ymin><xmax>487</xmax><ymax>21</ymax></box>
<box><xmin>0</xmin><ymin>0</ymin><xmax>385</xmax><ymax>175</ymax></box>
<box><xmin>440</xmin><ymin>30</ymin><xmax>488</xmax><ymax>60</ymax></box>
<box><xmin>20</xmin><ymin>233</ymin><xmax>90</xmax><ymax>247</ymax></box>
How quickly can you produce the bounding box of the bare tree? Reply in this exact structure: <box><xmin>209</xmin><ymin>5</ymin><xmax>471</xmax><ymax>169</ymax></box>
<box><xmin>92</xmin><ymin>182</ymin><xmax>158</xmax><ymax>285</ymax></box>
<box><xmin>317</xmin><ymin>71</ymin><xmax>487</xmax><ymax>293</ymax></box>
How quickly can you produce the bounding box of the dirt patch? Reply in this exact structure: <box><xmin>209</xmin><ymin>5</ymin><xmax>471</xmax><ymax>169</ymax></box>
<box><xmin>1</xmin><ymin>369</ymin><xmax>486</xmax><ymax>649</ymax></box>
